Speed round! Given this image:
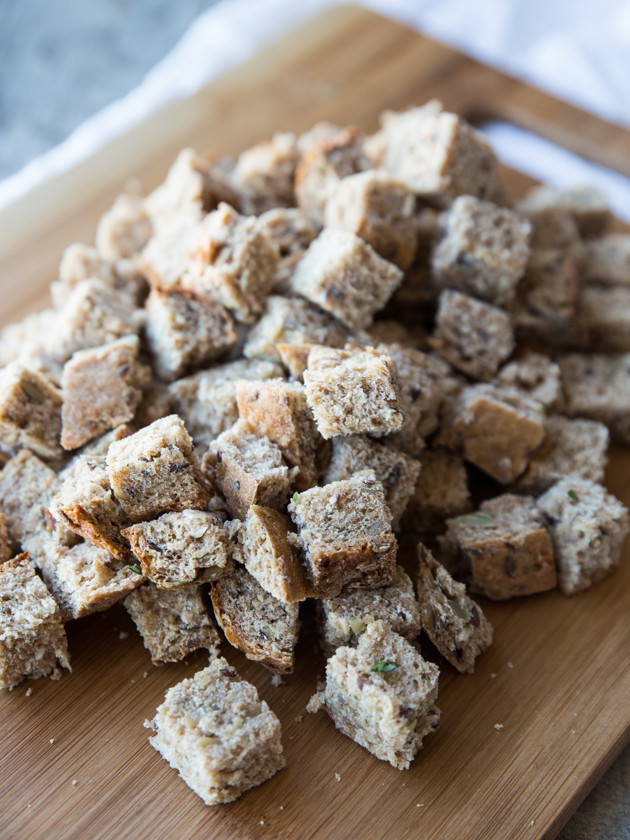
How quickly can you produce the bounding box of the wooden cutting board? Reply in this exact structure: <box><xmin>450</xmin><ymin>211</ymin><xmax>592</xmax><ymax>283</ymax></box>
<box><xmin>1</xmin><ymin>6</ymin><xmax>629</xmax><ymax>840</ymax></box>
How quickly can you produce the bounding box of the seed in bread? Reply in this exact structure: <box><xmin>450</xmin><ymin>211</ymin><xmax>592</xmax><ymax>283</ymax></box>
<box><xmin>125</xmin><ymin>583</ymin><xmax>220</xmax><ymax>664</ymax></box>
<box><xmin>417</xmin><ymin>545</ymin><xmax>493</xmax><ymax>673</ymax></box>
<box><xmin>402</xmin><ymin>448</ymin><xmax>470</xmax><ymax>535</ymax></box>
<box><xmin>288</xmin><ymin>470</ymin><xmax>397</xmax><ymax>598</ymax></box>
<box><xmin>537</xmin><ymin>476</ymin><xmax>629</xmax><ymax>596</ymax></box>
<box><xmin>122</xmin><ymin>510</ymin><xmax>231</xmax><ymax>589</ymax></box>
<box><xmin>496</xmin><ymin>351</ymin><xmax>562</xmax><ymax>411</ymax></box>
<box><xmin>323</xmin><ymin>435</ymin><xmax>420</xmax><ymax>530</ymax></box>
<box><xmin>318</xmin><ymin>565</ymin><xmax>420</xmax><ymax>654</ymax></box>
<box><xmin>0</xmin><ymin>553</ymin><xmax>70</xmax><ymax>690</ymax></box>
<box><xmin>106</xmin><ymin>415</ymin><xmax>210</xmax><ymax>521</ymax></box>
<box><xmin>429</xmin><ymin>290</ymin><xmax>514</xmax><ymax>381</ymax></box>
<box><xmin>60</xmin><ymin>335</ymin><xmax>150</xmax><ymax>450</ymax></box>
<box><xmin>291</xmin><ymin>229</ymin><xmax>403</xmax><ymax>330</ymax></box>
<box><xmin>211</xmin><ymin>564</ymin><xmax>300</xmax><ymax>673</ymax></box>
<box><xmin>516</xmin><ymin>416</ymin><xmax>609</xmax><ymax>494</ymax></box>
<box><xmin>304</xmin><ymin>345</ymin><xmax>403</xmax><ymax>439</ymax></box>
<box><xmin>144</xmin><ymin>285</ymin><xmax>238</xmax><ymax>382</ymax></box>
<box><xmin>0</xmin><ymin>363</ymin><xmax>63</xmax><ymax>461</ymax></box>
<box><xmin>432</xmin><ymin>195</ymin><xmax>530</xmax><ymax>308</ymax></box>
<box><xmin>232</xmin><ymin>505</ymin><xmax>311</xmax><ymax>603</ymax></box>
<box><xmin>146</xmin><ymin>657</ymin><xmax>285</xmax><ymax>804</ymax></box>
<box><xmin>308</xmin><ymin>619</ymin><xmax>439</xmax><ymax>769</ymax></box>
<box><xmin>444</xmin><ymin>494</ymin><xmax>556</xmax><ymax>600</ymax></box>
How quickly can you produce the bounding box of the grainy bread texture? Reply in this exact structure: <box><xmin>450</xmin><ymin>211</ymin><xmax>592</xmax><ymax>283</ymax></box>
<box><xmin>444</xmin><ymin>495</ymin><xmax>556</xmax><ymax>600</ymax></box>
<box><xmin>403</xmin><ymin>448</ymin><xmax>470</xmax><ymax>534</ymax></box>
<box><xmin>582</xmin><ymin>284</ymin><xmax>630</xmax><ymax>352</ymax></box>
<box><xmin>255</xmin><ymin>209</ymin><xmax>319</xmax><ymax>292</ymax></box>
<box><xmin>417</xmin><ymin>545</ymin><xmax>493</xmax><ymax>673</ymax></box>
<box><xmin>234</xmin><ymin>131</ymin><xmax>299</xmax><ymax>214</ymax></box>
<box><xmin>318</xmin><ymin>565</ymin><xmax>420</xmax><ymax>653</ymax></box>
<box><xmin>518</xmin><ymin>184</ymin><xmax>612</xmax><ymax>239</ymax></box>
<box><xmin>122</xmin><ymin>511</ymin><xmax>231</xmax><ymax>589</ymax></box>
<box><xmin>308</xmin><ymin>620</ymin><xmax>440</xmax><ymax>769</ymax></box>
<box><xmin>496</xmin><ymin>352</ymin><xmax>562</xmax><ymax>411</ymax></box>
<box><xmin>0</xmin><ymin>553</ymin><xmax>70</xmax><ymax>690</ymax></box>
<box><xmin>125</xmin><ymin>583</ymin><xmax>220</xmax><ymax>664</ymax></box>
<box><xmin>232</xmin><ymin>506</ymin><xmax>311</xmax><ymax>603</ymax></box>
<box><xmin>0</xmin><ymin>512</ymin><xmax>10</xmax><ymax>563</ymax></box>
<box><xmin>304</xmin><ymin>345</ymin><xmax>403</xmax><ymax>439</ymax></box>
<box><xmin>147</xmin><ymin>658</ymin><xmax>285</xmax><ymax>804</ymax></box>
<box><xmin>106</xmin><ymin>415</ymin><xmax>210</xmax><ymax>521</ymax></box>
<box><xmin>211</xmin><ymin>564</ymin><xmax>300</xmax><ymax>674</ymax></box>
<box><xmin>0</xmin><ymin>363</ymin><xmax>63</xmax><ymax>460</ymax></box>
<box><xmin>537</xmin><ymin>477</ymin><xmax>629</xmax><ymax>596</ymax></box>
<box><xmin>559</xmin><ymin>353</ymin><xmax>630</xmax><ymax>444</ymax></box>
<box><xmin>95</xmin><ymin>192</ymin><xmax>153</xmax><ymax>259</ymax></box>
<box><xmin>288</xmin><ymin>470</ymin><xmax>397</xmax><ymax>598</ymax></box>
<box><xmin>583</xmin><ymin>233</ymin><xmax>630</xmax><ymax>284</ymax></box>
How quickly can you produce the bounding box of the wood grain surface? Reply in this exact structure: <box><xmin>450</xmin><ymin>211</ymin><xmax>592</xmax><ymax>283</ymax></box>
<box><xmin>1</xmin><ymin>6</ymin><xmax>629</xmax><ymax>840</ymax></box>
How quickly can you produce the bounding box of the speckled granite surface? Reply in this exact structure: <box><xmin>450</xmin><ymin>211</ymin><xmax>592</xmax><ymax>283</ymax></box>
<box><xmin>0</xmin><ymin>2</ymin><xmax>628</xmax><ymax>837</ymax></box>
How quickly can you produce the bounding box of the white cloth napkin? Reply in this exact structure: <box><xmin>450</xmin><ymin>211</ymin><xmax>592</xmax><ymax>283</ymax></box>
<box><xmin>2</xmin><ymin>0</ymin><xmax>630</xmax><ymax>217</ymax></box>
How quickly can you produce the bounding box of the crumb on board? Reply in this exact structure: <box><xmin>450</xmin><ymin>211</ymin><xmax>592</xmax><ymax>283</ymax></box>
<box><xmin>118</xmin><ymin>630</ymin><xmax>129</xmax><ymax>640</ymax></box>
<box><xmin>71</xmin><ymin>779</ymin><xmax>78</xmax><ymax>786</ymax></box>
<box><xmin>294</xmin><ymin>715</ymin><xmax>303</xmax><ymax>724</ymax></box>
<box><xmin>25</xmin><ymin>687</ymin><xmax>32</xmax><ymax>697</ymax></box>
<box><xmin>271</xmin><ymin>674</ymin><xmax>285</xmax><ymax>687</ymax></box>
<box><xmin>49</xmin><ymin>738</ymin><xmax>56</xmax><ymax>744</ymax></box>
<box><xmin>494</xmin><ymin>723</ymin><xmax>504</xmax><ymax>731</ymax></box>
<box><xmin>335</xmin><ymin>773</ymin><xmax>341</xmax><ymax>782</ymax></box>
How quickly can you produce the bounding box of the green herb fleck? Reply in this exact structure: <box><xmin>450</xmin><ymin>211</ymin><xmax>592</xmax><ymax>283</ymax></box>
<box><xmin>456</xmin><ymin>513</ymin><xmax>495</xmax><ymax>529</ymax></box>
<box><xmin>129</xmin><ymin>564</ymin><xmax>142</xmax><ymax>574</ymax></box>
<box><xmin>291</xmin><ymin>491</ymin><xmax>299</xmax><ymax>503</ymax></box>
<box><xmin>606</xmin><ymin>359</ymin><xmax>623</xmax><ymax>384</ymax></box>
<box><xmin>447</xmin><ymin>598</ymin><xmax>471</xmax><ymax>622</ymax></box>
<box><xmin>20</xmin><ymin>381</ymin><xmax>45</xmax><ymax>403</ymax></box>
<box><xmin>567</xmin><ymin>489</ymin><xmax>579</xmax><ymax>502</ymax></box>
<box><xmin>370</xmin><ymin>661</ymin><xmax>398</xmax><ymax>673</ymax></box>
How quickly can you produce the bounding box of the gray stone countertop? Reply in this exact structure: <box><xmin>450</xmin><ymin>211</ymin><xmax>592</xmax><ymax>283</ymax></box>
<box><xmin>0</xmin><ymin>1</ymin><xmax>628</xmax><ymax>837</ymax></box>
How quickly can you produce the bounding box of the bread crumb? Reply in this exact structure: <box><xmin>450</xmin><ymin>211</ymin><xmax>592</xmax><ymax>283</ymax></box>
<box><xmin>490</xmin><ymin>673</ymin><xmax>497</xmax><ymax>680</ymax></box>
<box><xmin>335</xmin><ymin>773</ymin><xmax>341</xmax><ymax>782</ymax></box>
<box><xmin>279</xmin><ymin>805</ymin><xmax>284</xmax><ymax>811</ymax></box>
<box><xmin>118</xmin><ymin>630</ymin><xmax>129</xmax><ymax>640</ymax></box>
<box><xmin>271</xmin><ymin>674</ymin><xmax>285</xmax><ymax>687</ymax></box>
<box><xmin>260</xmin><ymin>821</ymin><xmax>265</xmax><ymax>826</ymax></box>
<box><xmin>25</xmin><ymin>687</ymin><xmax>32</xmax><ymax>697</ymax></box>
<box><xmin>71</xmin><ymin>780</ymin><xmax>78</xmax><ymax>786</ymax></box>
<box><xmin>294</xmin><ymin>715</ymin><xmax>303</xmax><ymax>724</ymax></box>
<box><xmin>142</xmin><ymin>671</ymin><xmax>148</xmax><ymax>678</ymax></box>
<box><xmin>416</xmin><ymin>803</ymin><xmax>424</xmax><ymax>808</ymax></box>
<box><xmin>507</xmin><ymin>661</ymin><xmax>514</xmax><ymax>668</ymax></box>
<box><xmin>494</xmin><ymin>723</ymin><xmax>504</xmax><ymax>731</ymax></box>
<box><xmin>49</xmin><ymin>738</ymin><xmax>56</xmax><ymax>744</ymax></box>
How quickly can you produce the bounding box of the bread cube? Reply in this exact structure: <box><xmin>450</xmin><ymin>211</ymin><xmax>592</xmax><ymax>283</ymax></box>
<box><xmin>211</xmin><ymin>565</ymin><xmax>300</xmax><ymax>673</ymax></box>
<box><xmin>122</xmin><ymin>511</ymin><xmax>230</xmax><ymax>589</ymax></box>
<box><xmin>288</xmin><ymin>470</ymin><xmax>397</xmax><ymax>598</ymax></box>
<box><xmin>448</xmin><ymin>385</ymin><xmax>545</xmax><ymax>483</ymax></box>
<box><xmin>417</xmin><ymin>545</ymin><xmax>493</xmax><ymax>672</ymax></box>
<box><xmin>318</xmin><ymin>565</ymin><xmax>420</xmax><ymax>654</ymax></box>
<box><xmin>0</xmin><ymin>513</ymin><xmax>10</xmax><ymax>564</ymax></box>
<box><xmin>516</xmin><ymin>416</ymin><xmax>609</xmax><ymax>494</ymax></box>
<box><xmin>402</xmin><ymin>448</ymin><xmax>470</xmax><ymax>534</ymax></box>
<box><xmin>559</xmin><ymin>352</ymin><xmax>630</xmax><ymax>444</ymax></box>
<box><xmin>538</xmin><ymin>477</ymin><xmax>629</xmax><ymax>596</ymax></box>
<box><xmin>518</xmin><ymin>184</ymin><xmax>612</xmax><ymax>240</ymax></box>
<box><xmin>50</xmin><ymin>456</ymin><xmax>131</xmax><ymax>560</ymax></box>
<box><xmin>0</xmin><ymin>554</ymin><xmax>70</xmax><ymax>690</ymax></box>
<box><xmin>583</xmin><ymin>285</ymin><xmax>630</xmax><ymax>352</ymax></box>
<box><xmin>53</xmin><ymin>243</ymin><xmax>148</xmax><ymax>307</ymax></box>
<box><xmin>304</xmin><ymin>345</ymin><xmax>403</xmax><ymax>439</ymax></box>
<box><xmin>125</xmin><ymin>583</ymin><xmax>220</xmax><ymax>664</ymax></box>
<box><xmin>324</xmin><ymin>170</ymin><xmax>417</xmax><ymax>269</ymax></box>
<box><xmin>323</xmin><ymin>435</ymin><xmax>420</xmax><ymax>530</ymax></box>
<box><xmin>432</xmin><ymin>196</ymin><xmax>530</xmax><ymax>307</ymax></box>
<box><xmin>0</xmin><ymin>363</ymin><xmax>63</xmax><ymax>460</ymax></box>
<box><xmin>234</xmin><ymin>132</ymin><xmax>299</xmax><ymax>214</ymax></box>
<box><xmin>291</xmin><ymin>229</ymin><xmax>403</xmax><ymax>329</ymax></box>
<box><xmin>496</xmin><ymin>351</ymin><xmax>562</xmax><ymax>411</ymax></box>
<box><xmin>429</xmin><ymin>290</ymin><xmax>514</xmax><ymax>381</ymax></box>
<box><xmin>256</xmin><ymin>209</ymin><xmax>319</xmax><ymax>292</ymax></box>
<box><xmin>61</xmin><ymin>336</ymin><xmax>149</xmax><ymax>450</ymax></box>
<box><xmin>145</xmin><ymin>285</ymin><xmax>237</xmax><ymax>381</ymax></box>
<box><xmin>106</xmin><ymin>415</ymin><xmax>210</xmax><ymax>521</ymax></box>
<box><xmin>308</xmin><ymin>620</ymin><xmax>439</xmax><ymax>769</ymax></box>
<box><xmin>232</xmin><ymin>506</ymin><xmax>311</xmax><ymax>602</ymax></box>
<box><xmin>95</xmin><ymin>192</ymin><xmax>153</xmax><ymax>259</ymax></box>
<box><xmin>146</xmin><ymin>658</ymin><xmax>285</xmax><ymax>804</ymax></box>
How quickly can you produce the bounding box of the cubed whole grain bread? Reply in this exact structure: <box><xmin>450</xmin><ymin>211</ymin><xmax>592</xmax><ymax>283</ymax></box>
<box><xmin>308</xmin><ymin>619</ymin><xmax>439</xmax><ymax>769</ymax></box>
<box><xmin>537</xmin><ymin>476</ymin><xmax>629</xmax><ymax>596</ymax></box>
<box><xmin>95</xmin><ymin>192</ymin><xmax>153</xmax><ymax>259</ymax></box>
<box><xmin>236</xmin><ymin>378</ymin><xmax>321</xmax><ymax>491</ymax></box>
<box><xmin>167</xmin><ymin>358</ymin><xmax>283</xmax><ymax>449</ymax></box>
<box><xmin>291</xmin><ymin>229</ymin><xmax>403</xmax><ymax>330</ymax></box>
<box><xmin>0</xmin><ymin>363</ymin><xmax>63</xmax><ymax>461</ymax></box>
<box><xmin>0</xmin><ymin>553</ymin><xmax>70</xmax><ymax>690</ymax></box>
<box><xmin>0</xmin><ymin>308</ymin><xmax>61</xmax><ymax>378</ymax></box>
<box><xmin>515</xmin><ymin>200</ymin><xmax>582</xmax><ymax>252</ymax></box>
<box><xmin>49</xmin><ymin>456</ymin><xmax>131</xmax><ymax>560</ymax></box>
<box><xmin>211</xmin><ymin>564</ymin><xmax>300</xmax><ymax>673</ymax></box>
<box><xmin>516</xmin><ymin>416</ymin><xmax>609</xmax><ymax>494</ymax></box>
<box><xmin>324</xmin><ymin>170</ymin><xmax>417</xmax><ymax>269</ymax></box>
<box><xmin>445</xmin><ymin>494</ymin><xmax>556</xmax><ymax>599</ymax></box>
<box><xmin>288</xmin><ymin>470</ymin><xmax>397</xmax><ymax>598</ymax></box>
<box><xmin>125</xmin><ymin>583</ymin><xmax>220</xmax><ymax>664</ymax></box>
<box><xmin>429</xmin><ymin>290</ymin><xmax>514</xmax><ymax>381</ymax></box>
<box><xmin>146</xmin><ymin>657</ymin><xmax>285</xmax><ymax>804</ymax></box>
<box><xmin>582</xmin><ymin>285</ymin><xmax>630</xmax><ymax>352</ymax></box>
<box><xmin>432</xmin><ymin>196</ymin><xmax>530</xmax><ymax>308</ymax></box>
<box><xmin>517</xmin><ymin>184</ymin><xmax>612</xmax><ymax>240</ymax></box>
<box><xmin>323</xmin><ymin>435</ymin><xmax>420</xmax><ymax>530</ymax></box>
<box><xmin>0</xmin><ymin>513</ymin><xmax>10</xmax><ymax>563</ymax></box>
<box><xmin>61</xmin><ymin>335</ymin><xmax>150</xmax><ymax>450</ymax></box>
<box><xmin>144</xmin><ymin>285</ymin><xmax>238</xmax><ymax>381</ymax></box>
<box><xmin>106</xmin><ymin>415</ymin><xmax>210</xmax><ymax>521</ymax></box>
<box><xmin>232</xmin><ymin>506</ymin><xmax>311</xmax><ymax>602</ymax></box>
<box><xmin>417</xmin><ymin>544</ymin><xmax>493</xmax><ymax>673</ymax></box>
<box><xmin>318</xmin><ymin>565</ymin><xmax>420</xmax><ymax>654</ymax></box>
<box><xmin>496</xmin><ymin>352</ymin><xmax>562</xmax><ymax>411</ymax></box>
<box><xmin>304</xmin><ymin>345</ymin><xmax>403</xmax><ymax>439</ymax></box>
<box><xmin>295</xmin><ymin>126</ymin><xmax>371</xmax><ymax>225</ymax></box>
<box><xmin>210</xmin><ymin>420</ymin><xmax>296</xmax><ymax>519</ymax></box>
<box><xmin>559</xmin><ymin>352</ymin><xmax>630</xmax><ymax>444</ymax></box>
<box><xmin>255</xmin><ymin>209</ymin><xmax>320</xmax><ymax>293</ymax></box>
<box><xmin>582</xmin><ymin>233</ymin><xmax>630</xmax><ymax>285</ymax></box>
<box><xmin>402</xmin><ymin>448</ymin><xmax>470</xmax><ymax>534</ymax></box>
<box><xmin>447</xmin><ymin>384</ymin><xmax>546</xmax><ymax>484</ymax></box>
<box><xmin>53</xmin><ymin>243</ymin><xmax>148</xmax><ymax>308</ymax></box>
<box><xmin>234</xmin><ymin>132</ymin><xmax>299</xmax><ymax>214</ymax></box>
<box><xmin>122</xmin><ymin>510</ymin><xmax>231</xmax><ymax>589</ymax></box>
<box><xmin>375</xmin><ymin>102</ymin><xmax>501</xmax><ymax>207</ymax></box>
